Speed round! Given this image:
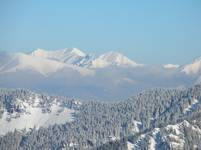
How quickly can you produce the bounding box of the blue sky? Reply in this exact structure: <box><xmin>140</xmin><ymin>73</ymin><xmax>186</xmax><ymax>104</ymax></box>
<box><xmin>0</xmin><ymin>0</ymin><xmax>201</xmax><ymax>64</ymax></box>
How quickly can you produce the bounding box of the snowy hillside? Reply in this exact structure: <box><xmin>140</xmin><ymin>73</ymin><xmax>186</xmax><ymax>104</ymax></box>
<box><xmin>89</xmin><ymin>51</ymin><xmax>142</xmax><ymax>68</ymax></box>
<box><xmin>0</xmin><ymin>89</ymin><xmax>81</xmax><ymax>135</ymax></box>
<box><xmin>31</xmin><ymin>48</ymin><xmax>86</xmax><ymax>60</ymax></box>
<box><xmin>0</xmin><ymin>52</ymin><xmax>93</xmax><ymax>76</ymax></box>
<box><xmin>126</xmin><ymin>120</ymin><xmax>201</xmax><ymax>150</ymax></box>
<box><xmin>0</xmin><ymin>99</ymin><xmax>74</xmax><ymax>135</ymax></box>
<box><xmin>0</xmin><ymin>85</ymin><xmax>201</xmax><ymax>149</ymax></box>
<box><xmin>0</xmin><ymin>53</ymin><xmax>66</xmax><ymax>76</ymax></box>
<box><xmin>30</xmin><ymin>48</ymin><xmax>94</xmax><ymax>67</ymax></box>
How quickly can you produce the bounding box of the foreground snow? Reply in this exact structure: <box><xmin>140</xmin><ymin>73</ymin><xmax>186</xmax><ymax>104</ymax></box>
<box><xmin>127</xmin><ymin>141</ymin><xmax>134</xmax><ymax>150</ymax></box>
<box><xmin>0</xmin><ymin>98</ymin><xmax>75</xmax><ymax>135</ymax></box>
<box><xmin>129</xmin><ymin>120</ymin><xmax>201</xmax><ymax>150</ymax></box>
<box><xmin>184</xmin><ymin>98</ymin><xmax>200</xmax><ymax>114</ymax></box>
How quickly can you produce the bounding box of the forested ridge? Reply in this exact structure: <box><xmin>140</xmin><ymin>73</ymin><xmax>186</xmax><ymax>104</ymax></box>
<box><xmin>0</xmin><ymin>85</ymin><xmax>201</xmax><ymax>149</ymax></box>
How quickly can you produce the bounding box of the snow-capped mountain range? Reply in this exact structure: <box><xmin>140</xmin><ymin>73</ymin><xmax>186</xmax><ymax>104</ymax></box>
<box><xmin>0</xmin><ymin>48</ymin><xmax>143</xmax><ymax>76</ymax></box>
<box><xmin>0</xmin><ymin>48</ymin><xmax>201</xmax><ymax>100</ymax></box>
<box><xmin>1</xmin><ymin>48</ymin><xmax>201</xmax><ymax>76</ymax></box>
<box><xmin>30</xmin><ymin>48</ymin><xmax>143</xmax><ymax>68</ymax></box>
<box><xmin>30</xmin><ymin>48</ymin><xmax>142</xmax><ymax>69</ymax></box>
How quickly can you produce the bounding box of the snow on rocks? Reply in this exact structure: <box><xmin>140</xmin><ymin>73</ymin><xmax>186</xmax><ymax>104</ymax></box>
<box><xmin>0</xmin><ymin>97</ymin><xmax>75</xmax><ymax>135</ymax></box>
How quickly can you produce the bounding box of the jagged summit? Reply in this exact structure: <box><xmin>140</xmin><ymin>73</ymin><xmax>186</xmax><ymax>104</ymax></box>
<box><xmin>31</xmin><ymin>48</ymin><xmax>86</xmax><ymax>57</ymax></box>
<box><xmin>30</xmin><ymin>48</ymin><xmax>87</xmax><ymax>64</ymax></box>
<box><xmin>29</xmin><ymin>48</ymin><xmax>142</xmax><ymax>68</ymax></box>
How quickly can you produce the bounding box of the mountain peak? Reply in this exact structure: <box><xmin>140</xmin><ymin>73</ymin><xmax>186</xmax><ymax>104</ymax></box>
<box><xmin>31</xmin><ymin>48</ymin><xmax>86</xmax><ymax>57</ymax></box>
<box><xmin>90</xmin><ymin>51</ymin><xmax>142</xmax><ymax>68</ymax></box>
<box><xmin>63</xmin><ymin>48</ymin><xmax>86</xmax><ymax>57</ymax></box>
<box><xmin>30</xmin><ymin>48</ymin><xmax>88</xmax><ymax>65</ymax></box>
<box><xmin>99</xmin><ymin>51</ymin><xmax>127</xmax><ymax>60</ymax></box>
<box><xmin>31</xmin><ymin>48</ymin><xmax>46</xmax><ymax>56</ymax></box>
<box><xmin>29</xmin><ymin>49</ymin><xmax>143</xmax><ymax>68</ymax></box>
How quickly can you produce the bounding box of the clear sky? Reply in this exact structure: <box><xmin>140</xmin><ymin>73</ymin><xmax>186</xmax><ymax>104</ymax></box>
<box><xmin>0</xmin><ymin>0</ymin><xmax>201</xmax><ymax>65</ymax></box>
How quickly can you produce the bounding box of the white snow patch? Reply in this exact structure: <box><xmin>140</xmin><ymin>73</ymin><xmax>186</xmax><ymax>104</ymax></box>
<box><xmin>68</xmin><ymin>142</ymin><xmax>78</xmax><ymax>147</ymax></box>
<box><xmin>127</xmin><ymin>141</ymin><xmax>134</xmax><ymax>150</ymax></box>
<box><xmin>131</xmin><ymin>120</ymin><xmax>142</xmax><ymax>133</ymax></box>
<box><xmin>108</xmin><ymin>135</ymin><xmax>119</xmax><ymax>141</ymax></box>
<box><xmin>190</xmin><ymin>124</ymin><xmax>201</xmax><ymax>134</ymax></box>
<box><xmin>72</xmin><ymin>100</ymin><xmax>82</xmax><ymax>105</ymax></box>
<box><xmin>164</xmin><ymin>122</ymin><xmax>186</xmax><ymax>149</ymax></box>
<box><xmin>149</xmin><ymin>137</ymin><xmax>156</xmax><ymax>150</ymax></box>
<box><xmin>184</xmin><ymin>98</ymin><xmax>199</xmax><ymax>114</ymax></box>
<box><xmin>134</xmin><ymin>120</ymin><xmax>201</xmax><ymax>150</ymax></box>
<box><xmin>166</xmin><ymin>124</ymin><xmax>181</xmax><ymax>135</ymax></box>
<box><xmin>0</xmin><ymin>99</ymin><xmax>75</xmax><ymax>135</ymax></box>
<box><xmin>148</xmin><ymin>128</ymin><xmax>160</xmax><ymax>150</ymax></box>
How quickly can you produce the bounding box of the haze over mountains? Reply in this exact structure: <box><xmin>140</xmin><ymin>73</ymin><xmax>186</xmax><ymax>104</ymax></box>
<box><xmin>0</xmin><ymin>48</ymin><xmax>201</xmax><ymax>101</ymax></box>
<box><xmin>1</xmin><ymin>49</ymin><xmax>201</xmax><ymax>149</ymax></box>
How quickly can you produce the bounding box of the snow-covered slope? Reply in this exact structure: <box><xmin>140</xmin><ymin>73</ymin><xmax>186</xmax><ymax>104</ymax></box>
<box><xmin>1</xmin><ymin>85</ymin><xmax>201</xmax><ymax>149</ymax></box>
<box><xmin>0</xmin><ymin>88</ymin><xmax>83</xmax><ymax>136</ymax></box>
<box><xmin>30</xmin><ymin>48</ymin><xmax>93</xmax><ymax>67</ymax></box>
<box><xmin>182</xmin><ymin>57</ymin><xmax>201</xmax><ymax>75</ymax></box>
<box><xmin>128</xmin><ymin>120</ymin><xmax>201</xmax><ymax>150</ymax></box>
<box><xmin>0</xmin><ymin>53</ymin><xmax>66</xmax><ymax>76</ymax></box>
<box><xmin>90</xmin><ymin>51</ymin><xmax>142</xmax><ymax>68</ymax></box>
<box><xmin>183</xmin><ymin>98</ymin><xmax>200</xmax><ymax>114</ymax></box>
<box><xmin>127</xmin><ymin>141</ymin><xmax>135</xmax><ymax>150</ymax></box>
<box><xmin>0</xmin><ymin>52</ymin><xmax>93</xmax><ymax>76</ymax></box>
<box><xmin>0</xmin><ymin>91</ymin><xmax>81</xmax><ymax>135</ymax></box>
<box><xmin>31</xmin><ymin>49</ymin><xmax>142</xmax><ymax>68</ymax></box>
